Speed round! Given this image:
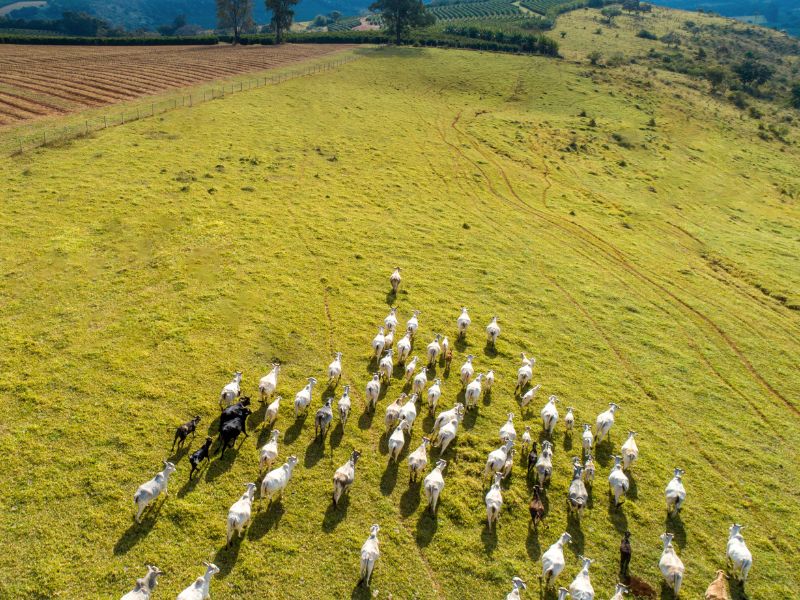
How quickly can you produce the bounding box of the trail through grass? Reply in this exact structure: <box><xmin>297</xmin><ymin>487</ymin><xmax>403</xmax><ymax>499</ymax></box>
<box><xmin>1</xmin><ymin>47</ymin><xmax>799</xmax><ymax>599</ymax></box>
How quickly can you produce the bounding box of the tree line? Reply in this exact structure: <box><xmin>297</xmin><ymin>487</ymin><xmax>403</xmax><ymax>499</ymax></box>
<box><xmin>216</xmin><ymin>0</ymin><xmax>443</xmax><ymax>45</ymax></box>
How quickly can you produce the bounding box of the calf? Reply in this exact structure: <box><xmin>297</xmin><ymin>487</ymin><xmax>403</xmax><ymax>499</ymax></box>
<box><xmin>172</xmin><ymin>416</ymin><xmax>201</xmax><ymax>451</ymax></box>
<box><xmin>189</xmin><ymin>437</ymin><xmax>213</xmax><ymax>479</ymax></box>
<box><xmin>529</xmin><ymin>485</ymin><xmax>545</xmax><ymax>529</ymax></box>
<box><xmin>526</xmin><ymin>441</ymin><xmax>539</xmax><ymax>475</ymax></box>
<box><xmin>705</xmin><ymin>570</ymin><xmax>729</xmax><ymax>600</ymax></box>
<box><xmin>217</xmin><ymin>408</ymin><xmax>252</xmax><ymax>458</ymax></box>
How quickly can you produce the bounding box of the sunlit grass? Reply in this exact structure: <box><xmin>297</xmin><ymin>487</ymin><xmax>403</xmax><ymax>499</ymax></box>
<box><xmin>0</xmin><ymin>46</ymin><xmax>798</xmax><ymax>599</ymax></box>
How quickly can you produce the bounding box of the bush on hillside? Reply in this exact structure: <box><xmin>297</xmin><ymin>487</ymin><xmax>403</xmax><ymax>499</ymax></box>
<box><xmin>636</xmin><ymin>29</ymin><xmax>657</xmax><ymax>40</ymax></box>
<box><xmin>792</xmin><ymin>83</ymin><xmax>800</xmax><ymax>109</ymax></box>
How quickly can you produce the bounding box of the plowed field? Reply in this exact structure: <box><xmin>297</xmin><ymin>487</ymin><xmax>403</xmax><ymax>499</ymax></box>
<box><xmin>0</xmin><ymin>43</ymin><xmax>354</xmax><ymax>126</ymax></box>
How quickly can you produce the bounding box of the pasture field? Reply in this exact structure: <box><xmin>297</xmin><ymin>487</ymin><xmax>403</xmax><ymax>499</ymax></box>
<box><xmin>0</xmin><ymin>43</ymin><xmax>354</xmax><ymax>127</ymax></box>
<box><xmin>1</xmin><ymin>46</ymin><xmax>799</xmax><ymax>599</ymax></box>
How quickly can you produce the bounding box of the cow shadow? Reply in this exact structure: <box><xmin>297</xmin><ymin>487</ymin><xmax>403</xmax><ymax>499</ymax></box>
<box><xmin>628</xmin><ymin>473</ymin><xmax>638</xmax><ymax>499</ymax></box>
<box><xmin>206</xmin><ymin>451</ymin><xmax>236</xmax><ymax>482</ymax></box>
<box><xmin>358</xmin><ymin>407</ymin><xmax>375</xmax><ymax>431</ymax></box>
<box><xmin>415</xmin><ymin>510</ymin><xmax>437</xmax><ymax>547</ymax></box>
<box><xmin>304</xmin><ymin>437</ymin><xmax>325</xmax><ymax>468</ymax></box>
<box><xmin>380</xmin><ymin>461</ymin><xmax>399</xmax><ymax>496</ymax></box>
<box><xmin>667</xmin><ymin>513</ymin><xmax>686</xmax><ymax>548</ymax></box>
<box><xmin>114</xmin><ymin>500</ymin><xmax>164</xmax><ymax>555</ymax></box>
<box><xmin>167</xmin><ymin>445</ymin><xmax>190</xmax><ymax>464</ymax></box>
<box><xmin>463</xmin><ymin>408</ymin><xmax>478</xmax><ymax>431</ymax></box>
<box><xmin>400</xmin><ymin>480</ymin><xmax>421</xmax><ymax>517</ymax></box>
<box><xmin>422</xmin><ymin>412</ymin><xmax>435</xmax><ymax>433</ymax></box>
<box><xmin>566</xmin><ymin>512</ymin><xmax>585</xmax><ymax>555</ymax></box>
<box><xmin>322</xmin><ymin>494</ymin><xmax>349</xmax><ymax>532</ymax></box>
<box><xmin>248</xmin><ymin>502</ymin><xmax>285</xmax><ymax>541</ymax></box>
<box><xmin>213</xmin><ymin>535</ymin><xmax>243</xmax><ymax>578</ymax></box>
<box><xmin>562</xmin><ymin>434</ymin><xmax>573</xmax><ymax>453</ymax></box>
<box><xmin>608</xmin><ymin>496</ymin><xmax>629</xmax><ymax>533</ymax></box>
<box><xmin>455</xmin><ymin>336</ymin><xmax>468</xmax><ymax>353</ymax></box>
<box><xmin>594</xmin><ymin>440</ymin><xmax>613</xmax><ymax>467</ymax></box>
<box><xmin>483</xmin><ymin>343</ymin><xmax>497</xmax><ymax>358</ymax></box>
<box><xmin>481</xmin><ymin>524</ymin><xmax>498</xmax><ymax>556</ymax></box>
<box><xmin>525</xmin><ymin>525</ymin><xmax>541</xmax><ymax>561</ymax></box>
<box><xmin>284</xmin><ymin>414</ymin><xmax>307</xmax><ymax>445</ymax></box>
<box><xmin>729</xmin><ymin>581</ymin><xmax>750</xmax><ymax>600</ymax></box>
<box><xmin>178</xmin><ymin>472</ymin><xmax>204</xmax><ymax>498</ymax></box>
<box><xmin>330</xmin><ymin>422</ymin><xmax>345</xmax><ymax>449</ymax></box>
<box><xmin>351</xmin><ymin>583</ymin><xmax>373</xmax><ymax>600</ymax></box>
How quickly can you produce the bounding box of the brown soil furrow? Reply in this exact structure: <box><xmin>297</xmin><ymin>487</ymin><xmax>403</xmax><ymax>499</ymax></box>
<box><xmin>0</xmin><ymin>92</ymin><xmax>48</xmax><ymax>116</ymax></box>
<box><xmin>0</xmin><ymin>89</ymin><xmax>67</xmax><ymax>114</ymax></box>
<box><xmin>0</xmin><ymin>78</ymin><xmax>102</xmax><ymax>107</ymax></box>
<box><xmin>1</xmin><ymin>73</ymin><xmax>122</xmax><ymax>104</ymax></box>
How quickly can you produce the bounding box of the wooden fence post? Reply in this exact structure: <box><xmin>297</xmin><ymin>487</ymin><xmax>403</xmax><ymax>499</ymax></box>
<box><xmin>104</xmin><ymin>116</ymin><xmax>107</xmax><ymax>128</ymax></box>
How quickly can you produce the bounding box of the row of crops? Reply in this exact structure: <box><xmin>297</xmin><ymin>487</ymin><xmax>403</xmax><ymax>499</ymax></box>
<box><xmin>428</xmin><ymin>0</ymin><xmax>521</xmax><ymax>21</ymax></box>
<box><xmin>326</xmin><ymin>17</ymin><xmax>363</xmax><ymax>32</ymax></box>
<box><xmin>518</xmin><ymin>0</ymin><xmax>571</xmax><ymax>14</ymax></box>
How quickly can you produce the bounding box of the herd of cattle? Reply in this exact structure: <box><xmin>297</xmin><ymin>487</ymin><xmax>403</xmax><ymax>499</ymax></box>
<box><xmin>121</xmin><ymin>268</ymin><xmax>754</xmax><ymax>600</ymax></box>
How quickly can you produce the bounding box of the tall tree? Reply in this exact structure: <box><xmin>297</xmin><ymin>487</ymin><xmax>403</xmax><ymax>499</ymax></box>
<box><xmin>369</xmin><ymin>0</ymin><xmax>434</xmax><ymax>45</ymax></box>
<box><xmin>216</xmin><ymin>0</ymin><xmax>254</xmax><ymax>44</ymax></box>
<box><xmin>266</xmin><ymin>0</ymin><xmax>300</xmax><ymax>44</ymax></box>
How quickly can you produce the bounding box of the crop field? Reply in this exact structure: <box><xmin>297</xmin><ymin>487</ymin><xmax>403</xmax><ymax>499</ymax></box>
<box><xmin>1</xmin><ymin>42</ymin><xmax>799</xmax><ymax>600</ymax></box>
<box><xmin>518</xmin><ymin>0</ymin><xmax>568</xmax><ymax>15</ymax></box>
<box><xmin>0</xmin><ymin>43</ymin><xmax>354</xmax><ymax>127</ymax></box>
<box><xmin>428</xmin><ymin>0</ymin><xmax>522</xmax><ymax>21</ymax></box>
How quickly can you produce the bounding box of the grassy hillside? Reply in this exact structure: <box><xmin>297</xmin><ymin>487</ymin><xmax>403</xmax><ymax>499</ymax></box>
<box><xmin>1</xmin><ymin>45</ymin><xmax>799</xmax><ymax>600</ymax></box>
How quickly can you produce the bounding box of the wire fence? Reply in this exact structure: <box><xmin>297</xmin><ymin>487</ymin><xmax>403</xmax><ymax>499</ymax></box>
<box><xmin>5</xmin><ymin>54</ymin><xmax>360</xmax><ymax>156</ymax></box>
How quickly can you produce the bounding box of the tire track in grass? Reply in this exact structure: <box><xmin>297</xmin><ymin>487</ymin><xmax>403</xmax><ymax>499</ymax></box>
<box><xmin>448</xmin><ymin>112</ymin><xmax>797</xmax><ymax>416</ymax></box>
<box><xmin>441</xmin><ymin>106</ymin><xmax>790</xmax><ymax>435</ymax></box>
<box><xmin>664</xmin><ymin>220</ymin><xmax>800</xmax><ymax>336</ymax></box>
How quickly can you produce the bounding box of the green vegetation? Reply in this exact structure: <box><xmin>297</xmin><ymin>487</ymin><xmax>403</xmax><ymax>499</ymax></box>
<box><xmin>2</xmin><ymin>42</ymin><xmax>800</xmax><ymax>598</ymax></box>
<box><xmin>0</xmin><ymin>9</ymin><xmax>125</xmax><ymax>36</ymax></box>
<box><xmin>427</xmin><ymin>0</ymin><xmax>521</xmax><ymax>21</ymax></box>
<box><xmin>265</xmin><ymin>0</ymin><xmax>301</xmax><ymax>42</ymax></box>
<box><xmin>370</xmin><ymin>0</ymin><xmax>434</xmax><ymax>43</ymax></box>
<box><xmin>553</xmin><ymin>6</ymin><xmax>800</xmax><ymax>118</ymax></box>
<box><xmin>215</xmin><ymin>0</ymin><xmax>255</xmax><ymax>43</ymax></box>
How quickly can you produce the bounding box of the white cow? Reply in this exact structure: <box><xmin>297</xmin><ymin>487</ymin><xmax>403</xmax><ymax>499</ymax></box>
<box><xmin>423</xmin><ymin>459</ymin><xmax>446</xmax><ymax>514</ymax></box>
<box><xmin>541</xmin><ymin>532</ymin><xmax>572</xmax><ymax>586</ymax></box>
<box><xmin>727</xmin><ymin>524</ymin><xmax>753</xmax><ymax>583</ymax></box>
<box><xmin>358</xmin><ymin>524</ymin><xmax>381</xmax><ymax>586</ymax></box>
<box><xmin>176</xmin><ymin>563</ymin><xmax>219</xmax><ymax>600</ymax></box>
<box><xmin>541</xmin><ymin>395</ymin><xmax>559</xmax><ymax>435</ymax></box>
<box><xmin>258</xmin><ymin>364</ymin><xmax>280</xmax><ymax>403</ymax></box>
<box><xmin>595</xmin><ymin>403</ymin><xmax>620</xmax><ymax>444</ymax></box>
<box><xmin>133</xmin><ymin>461</ymin><xmax>176</xmax><ymax>523</ymax></box>
<box><xmin>608</xmin><ymin>455</ymin><xmax>629</xmax><ymax>507</ymax></box>
<box><xmin>485</xmin><ymin>472</ymin><xmax>504</xmax><ymax>529</ymax></box>
<box><xmin>120</xmin><ymin>565</ymin><xmax>163</xmax><ymax>600</ymax></box>
<box><xmin>568</xmin><ymin>556</ymin><xmax>595</xmax><ymax>600</ymax></box>
<box><xmin>260</xmin><ymin>456</ymin><xmax>299</xmax><ymax>503</ymax></box>
<box><xmin>219</xmin><ymin>371</ymin><xmax>242</xmax><ymax>409</ymax></box>
<box><xmin>427</xmin><ymin>378</ymin><xmax>442</xmax><ymax>412</ymax></box>
<box><xmin>659</xmin><ymin>533</ymin><xmax>684</xmax><ymax>597</ymax></box>
<box><xmin>226</xmin><ymin>483</ymin><xmax>256</xmax><ymax>547</ymax></box>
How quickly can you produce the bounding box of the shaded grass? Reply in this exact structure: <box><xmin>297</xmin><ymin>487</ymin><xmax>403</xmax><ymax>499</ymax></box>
<box><xmin>0</xmin><ymin>46</ymin><xmax>798</xmax><ymax>598</ymax></box>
